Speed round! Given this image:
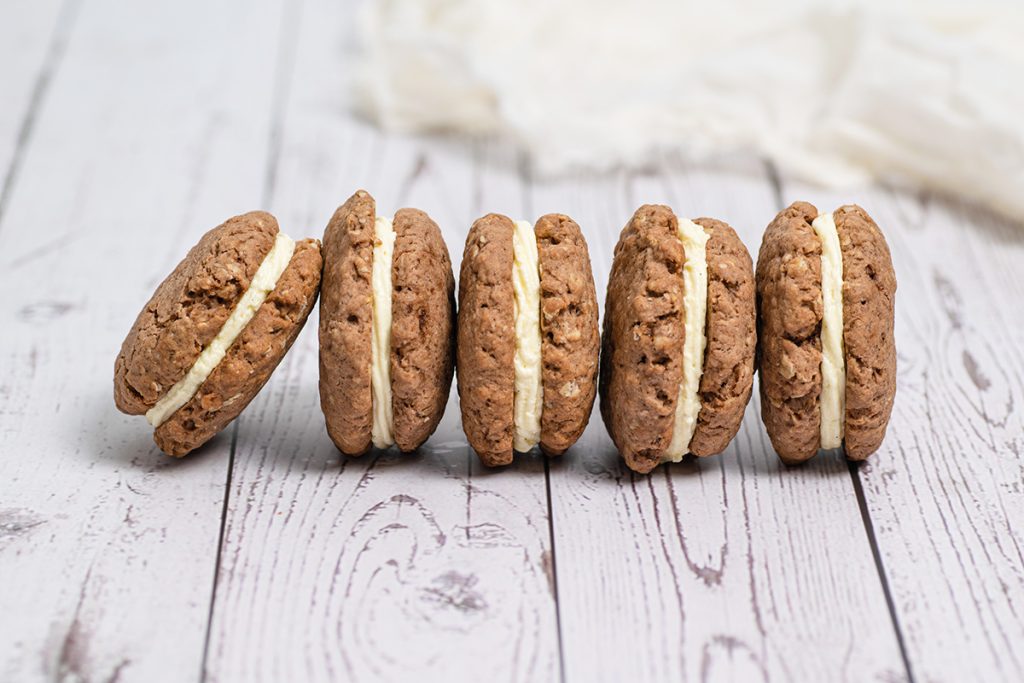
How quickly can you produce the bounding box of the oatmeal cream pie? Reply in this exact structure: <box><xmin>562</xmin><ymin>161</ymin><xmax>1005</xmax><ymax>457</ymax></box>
<box><xmin>114</xmin><ymin>211</ymin><xmax>322</xmax><ymax>456</ymax></box>
<box><xmin>600</xmin><ymin>205</ymin><xmax>757</xmax><ymax>474</ymax></box>
<box><xmin>457</xmin><ymin>213</ymin><xmax>600</xmax><ymax>466</ymax></box>
<box><xmin>319</xmin><ymin>190</ymin><xmax>455</xmax><ymax>455</ymax></box>
<box><xmin>755</xmin><ymin>202</ymin><xmax>897</xmax><ymax>463</ymax></box>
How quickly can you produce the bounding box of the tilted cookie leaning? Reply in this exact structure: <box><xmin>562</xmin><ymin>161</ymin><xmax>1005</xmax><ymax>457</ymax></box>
<box><xmin>457</xmin><ymin>213</ymin><xmax>600</xmax><ymax>466</ymax></box>
<box><xmin>755</xmin><ymin>202</ymin><xmax>897</xmax><ymax>463</ymax></box>
<box><xmin>319</xmin><ymin>190</ymin><xmax>456</xmax><ymax>456</ymax></box>
<box><xmin>601</xmin><ymin>205</ymin><xmax>757</xmax><ymax>473</ymax></box>
<box><xmin>114</xmin><ymin>212</ymin><xmax>323</xmax><ymax>456</ymax></box>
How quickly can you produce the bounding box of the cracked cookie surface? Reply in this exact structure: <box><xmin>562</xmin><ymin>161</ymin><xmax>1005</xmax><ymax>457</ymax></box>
<box><xmin>114</xmin><ymin>212</ymin><xmax>278</xmax><ymax>415</ymax></box>
<box><xmin>688</xmin><ymin>217</ymin><xmax>756</xmax><ymax>457</ymax></box>
<box><xmin>600</xmin><ymin>204</ymin><xmax>686</xmax><ymax>474</ymax></box>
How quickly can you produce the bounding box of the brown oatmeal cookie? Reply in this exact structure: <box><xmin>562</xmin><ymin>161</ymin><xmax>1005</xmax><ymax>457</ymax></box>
<box><xmin>155</xmin><ymin>240</ymin><xmax>323</xmax><ymax>455</ymax></box>
<box><xmin>688</xmin><ymin>218</ymin><xmax>756</xmax><ymax>457</ymax></box>
<box><xmin>319</xmin><ymin>190</ymin><xmax>375</xmax><ymax>456</ymax></box>
<box><xmin>114</xmin><ymin>212</ymin><xmax>278</xmax><ymax>414</ymax></box>
<box><xmin>755</xmin><ymin>201</ymin><xmax>824</xmax><ymax>464</ymax></box>
<box><xmin>457</xmin><ymin>214</ymin><xmax>516</xmax><ymax>466</ymax></box>
<box><xmin>390</xmin><ymin>208</ymin><xmax>456</xmax><ymax>452</ymax></box>
<box><xmin>536</xmin><ymin>214</ymin><xmax>600</xmax><ymax>456</ymax></box>
<box><xmin>833</xmin><ymin>204</ymin><xmax>897</xmax><ymax>460</ymax></box>
<box><xmin>756</xmin><ymin>202</ymin><xmax>898</xmax><ymax>463</ymax></box>
<box><xmin>599</xmin><ymin>205</ymin><xmax>685</xmax><ymax>474</ymax></box>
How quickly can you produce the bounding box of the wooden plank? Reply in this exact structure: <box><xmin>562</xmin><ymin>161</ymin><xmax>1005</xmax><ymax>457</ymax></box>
<box><xmin>0</xmin><ymin>1</ymin><xmax>288</xmax><ymax>680</ymax></box>
<box><xmin>779</xmin><ymin>181</ymin><xmax>1024</xmax><ymax>681</ymax></box>
<box><xmin>202</xmin><ymin>1</ymin><xmax>560</xmax><ymax>679</ymax></box>
<box><xmin>530</xmin><ymin>157</ymin><xmax>909</xmax><ymax>681</ymax></box>
<box><xmin>0</xmin><ymin>0</ymin><xmax>70</xmax><ymax>215</ymax></box>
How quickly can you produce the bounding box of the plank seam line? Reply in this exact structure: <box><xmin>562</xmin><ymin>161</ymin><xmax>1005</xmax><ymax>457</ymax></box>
<box><xmin>199</xmin><ymin>421</ymin><xmax>238</xmax><ymax>682</ymax></box>
<box><xmin>260</xmin><ymin>0</ymin><xmax>306</xmax><ymax>207</ymax></box>
<box><xmin>849</xmin><ymin>461</ymin><xmax>917</xmax><ymax>683</ymax></box>
<box><xmin>543</xmin><ymin>456</ymin><xmax>567</xmax><ymax>683</ymax></box>
<box><xmin>522</xmin><ymin>155</ymin><xmax>566</xmax><ymax>682</ymax></box>
<box><xmin>200</xmin><ymin>0</ymin><xmax>306</xmax><ymax>675</ymax></box>
<box><xmin>0</xmin><ymin>0</ymin><xmax>82</xmax><ymax>234</ymax></box>
<box><xmin>763</xmin><ymin>157</ymin><xmax>785</xmax><ymax>211</ymax></box>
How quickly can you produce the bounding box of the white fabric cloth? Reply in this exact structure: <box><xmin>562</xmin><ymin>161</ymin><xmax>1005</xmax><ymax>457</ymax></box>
<box><xmin>353</xmin><ymin>0</ymin><xmax>1024</xmax><ymax>218</ymax></box>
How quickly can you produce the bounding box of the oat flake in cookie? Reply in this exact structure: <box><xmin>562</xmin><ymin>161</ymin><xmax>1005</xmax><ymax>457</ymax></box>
<box><xmin>755</xmin><ymin>201</ymin><xmax>897</xmax><ymax>464</ymax></box>
<box><xmin>600</xmin><ymin>205</ymin><xmax>757</xmax><ymax>474</ymax></box>
<box><xmin>457</xmin><ymin>213</ymin><xmax>599</xmax><ymax>466</ymax></box>
<box><xmin>114</xmin><ymin>211</ymin><xmax>323</xmax><ymax>456</ymax></box>
<box><xmin>319</xmin><ymin>190</ymin><xmax>455</xmax><ymax>456</ymax></box>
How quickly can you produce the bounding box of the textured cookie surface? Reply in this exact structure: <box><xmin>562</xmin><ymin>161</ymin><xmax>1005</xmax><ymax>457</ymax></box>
<box><xmin>834</xmin><ymin>205</ymin><xmax>897</xmax><ymax>459</ymax></box>
<box><xmin>535</xmin><ymin>214</ymin><xmax>600</xmax><ymax>456</ymax></box>
<box><xmin>457</xmin><ymin>214</ymin><xmax>515</xmax><ymax>466</ymax></box>
<box><xmin>599</xmin><ymin>205</ymin><xmax>685</xmax><ymax>474</ymax></box>
<box><xmin>155</xmin><ymin>240</ymin><xmax>323</xmax><ymax>455</ymax></box>
<box><xmin>390</xmin><ymin>208</ymin><xmax>456</xmax><ymax>452</ymax></box>
<box><xmin>319</xmin><ymin>190</ymin><xmax>375</xmax><ymax>456</ymax></box>
<box><xmin>755</xmin><ymin>201</ymin><xmax>823</xmax><ymax>463</ymax></box>
<box><xmin>114</xmin><ymin>212</ymin><xmax>278</xmax><ymax>415</ymax></box>
<box><xmin>688</xmin><ymin>218</ymin><xmax>756</xmax><ymax>457</ymax></box>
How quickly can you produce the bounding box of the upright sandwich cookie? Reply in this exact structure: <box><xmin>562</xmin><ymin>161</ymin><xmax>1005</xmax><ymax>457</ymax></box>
<box><xmin>114</xmin><ymin>212</ymin><xmax>323</xmax><ymax>456</ymax></box>
<box><xmin>319</xmin><ymin>190</ymin><xmax>455</xmax><ymax>455</ymax></box>
<box><xmin>457</xmin><ymin>214</ymin><xmax>599</xmax><ymax>466</ymax></box>
<box><xmin>756</xmin><ymin>202</ymin><xmax>897</xmax><ymax>463</ymax></box>
<box><xmin>601</xmin><ymin>205</ymin><xmax>756</xmax><ymax>474</ymax></box>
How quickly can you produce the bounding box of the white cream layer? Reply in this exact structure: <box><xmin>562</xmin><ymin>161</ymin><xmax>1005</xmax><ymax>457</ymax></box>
<box><xmin>370</xmin><ymin>215</ymin><xmax>396</xmax><ymax>448</ymax></box>
<box><xmin>663</xmin><ymin>219</ymin><xmax>709</xmax><ymax>462</ymax></box>
<box><xmin>512</xmin><ymin>219</ymin><xmax>543</xmax><ymax>452</ymax></box>
<box><xmin>146</xmin><ymin>231</ymin><xmax>296</xmax><ymax>427</ymax></box>
<box><xmin>811</xmin><ymin>211</ymin><xmax>846</xmax><ymax>449</ymax></box>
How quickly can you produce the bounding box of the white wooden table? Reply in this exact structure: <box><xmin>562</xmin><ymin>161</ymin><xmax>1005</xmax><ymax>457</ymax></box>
<box><xmin>2</xmin><ymin>1</ymin><xmax>1022</xmax><ymax>681</ymax></box>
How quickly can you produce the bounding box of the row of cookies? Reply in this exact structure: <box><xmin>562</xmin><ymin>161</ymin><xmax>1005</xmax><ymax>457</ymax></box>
<box><xmin>114</xmin><ymin>190</ymin><xmax>896</xmax><ymax>472</ymax></box>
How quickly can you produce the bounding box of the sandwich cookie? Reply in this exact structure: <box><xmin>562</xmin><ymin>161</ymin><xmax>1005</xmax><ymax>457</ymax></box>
<box><xmin>319</xmin><ymin>190</ymin><xmax>455</xmax><ymax>455</ymax></box>
<box><xmin>114</xmin><ymin>212</ymin><xmax>323</xmax><ymax>456</ymax></box>
<box><xmin>755</xmin><ymin>202</ymin><xmax>897</xmax><ymax>463</ymax></box>
<box><xmin>457</xmin><ymin>213</ymin><xmax>599</xmax><ymax>466</ymax></box>
<box><xmin>600</xmin><ymin>205</ymin><xmax>756</xmax><ymax>474</ymax></box>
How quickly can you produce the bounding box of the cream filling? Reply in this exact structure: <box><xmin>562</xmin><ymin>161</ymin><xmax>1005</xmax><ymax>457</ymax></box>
<box><xmin>512</xmin><ymin>219</ymin><xmax>543</xmax><ymax>452</ymax></box>
<box><xmin>146</xmin><ymin>231</ymin><xmax>296</xmax><ymax>427</ymax></box>
<box><xmin>811</xmin><ymin>211</ymin><xmax>846</xmax><ymax>449</ymax></box>
<box><xmin>663</xmin><ymin>219</ymin><xmax>710</xmax><ymax>462</ymax></box>
<box><xmin>370</xmin><ymin>215</ymin><xmax>396</xmax><ymax>448</ymax></box>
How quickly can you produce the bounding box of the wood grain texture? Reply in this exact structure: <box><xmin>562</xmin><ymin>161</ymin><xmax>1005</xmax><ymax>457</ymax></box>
<box><xmin>780</xmin><ymin>180</ymin><xmax>1024</xmax><ymax>682</ymax></box>
<box><xmin>0</xmin><ymin>0</ymin><xmax>287</xmax><ymax>680</ymax></box>
<box><xmin>0</xmin><ymin>0</ymin><xmax>70</xmax><ymax>221</ymax></box>
<box><xmin>202</xmin><ymin>1</ymin><xmax>559</xmax><ymax>679</ymax></box>
<box><xmin>530</xmin><ymin>159</ymin><xmax>908</xmax><ymax>681</ymax></box>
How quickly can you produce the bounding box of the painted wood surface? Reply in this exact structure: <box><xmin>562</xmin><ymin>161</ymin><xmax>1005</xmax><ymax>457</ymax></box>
<box><xmin>0</xmin><ymin>0</ymin><xmax>68</xmax><ymax>216</ymax></box>
<box><xmin>779</xmin><ymin>181</ymin><xmax>1024</xmax><ymax>683</ymax></box>
<box><xmin>0</xmin><ymin>1</ymin><xmax>286</xmax><ymax>680</ymax></box>
<box><xmin>0</xmin><ymin>1</ymin><xmax>1022</xmax><ymax>682</ymax></box>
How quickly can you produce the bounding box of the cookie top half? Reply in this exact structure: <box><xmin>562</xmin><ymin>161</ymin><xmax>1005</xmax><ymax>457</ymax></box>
<box><xmin>319</xmin><ymin>191</ymin><xmax>376</xmax><ymax>455</ymax></box>
<box><xmin>115</xmin><ymin>212</ymin><xmax>279</xmax><ymax>415</ymax></box>
<box><xmin>689</xmin><ymin>217</ymin><xmax>757</xmax><ymax>456</ymax></box>
<box><xmin>833</xmin><ymin>204</ymin><xmax>897</xmax><ymax>459</ymax></box>
<box><xmin>755</xmin><ymin>201</ymin><xmax>824</xmax><ymax>462</ymax></box>
<box><xmin>457</xmin><ymin>213</ymin><xmax>599</xmax><ymax>466</ymax></box>
<box><xmin>390</xmin><ymin>208</ymin><xmax>456</xmax><ymax>451</ymax></box>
